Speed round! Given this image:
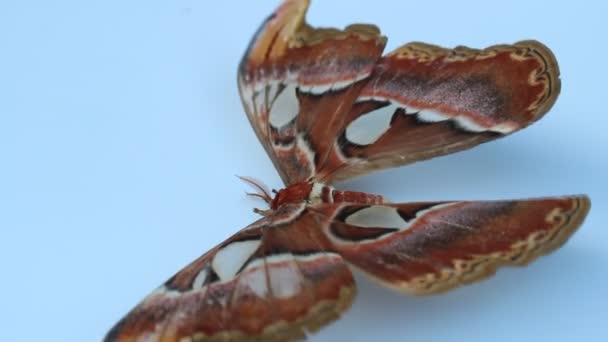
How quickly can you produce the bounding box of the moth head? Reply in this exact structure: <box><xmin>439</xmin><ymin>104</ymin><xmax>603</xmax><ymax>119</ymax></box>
<box><xmin>270</xmin><ymin>182</ymin><xmax>314</xmax><ymax>210</ymax></box>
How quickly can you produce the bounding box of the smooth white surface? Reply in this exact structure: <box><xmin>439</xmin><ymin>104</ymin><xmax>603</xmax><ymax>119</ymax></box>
<box><xmin>269</xmin><ymin>83</ymin><xmax>299</xmax><ymax>128</ymax></box>
<box><xmin>346</xmin><ymin>102</ymin><xmax>398</xmax><ymax>145</ymax></box>
<box><xmin>212</xmin><ymin>239</ymin><xmax>261</xmax><ymax>281</ymax></box>
<box><xmin>0</xmin><ymin>1</ymin><xmax>606</xmax><ymax>341</ymax></box>
<box><xmin>345</xmin><ymin>206</ymin><xmax>407</xmax><ymax>229</ymax></box>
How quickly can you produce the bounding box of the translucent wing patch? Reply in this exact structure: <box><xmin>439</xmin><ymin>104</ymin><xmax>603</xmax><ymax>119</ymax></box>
<box><xmin>104</xmin><ymin>207</ymin><xmax>356</xmax><ymax>342</ymax></box>
<box><xmin>316</xmin><ymin>41</ymin><xmax>561</xmax><ymax>183</ymax></box>
<box><xmin>238</xmin><ymin>0</ymin><xmax>386</xmax><ymax>185</ymax></box>
<box><xmin>322</xmin><ymin>196</ymin><xmax>589</xmax><ymax>295</ymax></box>
<box><xmin>238</xmin><ymin>0</ymin><xmax>561</xmax><ymax>185</ymax></box>
<box><xmin>106</xmin><ymin>1</ymin><xmax>586</xmax><ymax>341</ymax></box>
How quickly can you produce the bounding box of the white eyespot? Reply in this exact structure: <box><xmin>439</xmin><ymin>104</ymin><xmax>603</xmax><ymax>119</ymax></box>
<box><xmin>345</xmin><ymin>206</ymin><xmax>408</xmax><ymax>229</ymax></box>
<box><xmin>240</xmin><ymin>267</ymin><xmax>268</xmax><ymax>297</ymax></box>
<box><xmin>268</xmin><ymin>83</ymin><xmax>299</xmax><ymax>128</ymax></box>
<box><xmin>150</xmin><ymin>285</ymin><xmax>182</xmax><ymax>298</ymax></box>
<box><xmin>300</xmin><ymin>83</ymin><xmax>331</xmax><ymax>94</ymax></box>
<box><xmin>241</xmin><ymin>254</ymin><xmax>297</xmax><ymax>298</ymax></box>
<box><xmin>488</xmin><ymin>122</ymin><xmax>517</xmax><ymax>134</ymax></box>
<box><xmin>331</xmin><ymin>78</ymin><xmax>359</xmax><ymax>91</ymax></box>
<box><xmin>355</xmin><ymin>94</ymin><xmax>516</xmax><ymax>134</ymax></box>
<box><xmin>266</xmin><ymin>82</ymin><xmax>280</xmax><ymax>106</ymax></box>
<box><xmin>416</xmin><ymin>109</ymin><xmax>450</xmax><ymax>122</ymax></box>
<box><xmin>417</xmin><ymin>109</ymin><xmax>516</xmax><ymax>134</ymax></box>
<box><xmin>240</xmin><ymin>253</ymin><xmax>340</xmax><ymax>299</ymax></box>
<box><xmin>299</xmin><ymin>73</ymin><xmax>371</xmax><ymax>95</ymax></box>
<box><xmin>191</xmin><ymin>268</ymin><xmax>208</xmax><ymax>289</ymax></box>
<box><xmin>256</xmin><ymin>254</ymin><xmax>304</xmax><ymax>299</ymax></box>
<box><xmin>212</xmin><ymin>240</ymin><xmax>261</xmax><ymax>281</ymax></box>
<box><xmin>452</xmin><ymin>115</ymin><xmax>486</xmax><ymax>132</ymax></box>
<box><xmin>269</xmin><ymin>263</ymin><xmax>302</xmax><ymax>299</ymax></box>
<box><xmin>345</xmin><ymin>103</ymin><xmax>400</xmax><ymax>145</ymax></box>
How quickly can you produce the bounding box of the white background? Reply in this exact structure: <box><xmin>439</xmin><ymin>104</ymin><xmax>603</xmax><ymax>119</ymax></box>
<box><xmin>1</xmin><ymin>1</ymin><xmax>606</xmax><ymax>341</ymax></box>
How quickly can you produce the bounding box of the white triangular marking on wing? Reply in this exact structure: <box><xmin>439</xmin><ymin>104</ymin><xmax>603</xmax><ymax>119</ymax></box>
<box><xmin>345</xmin><ymin>103</ymin><xmax>399</xmax><ymax>145</ymax></box>
<box><xmin>212</xmin><ymin>240</ymin><xmax>261</xmax><ymax>281</ymax></box>
<box><xmin>416</xmin><ymin>109</ymin><xmax>450</xmax><ymax>122</ymax></box>
<box><xmin>268</xmin><ymin>256</ymin><xmax>302</xmax><ymax>299</ymax></box>
<box><xmin>345</xmin><ymin>206</ymin><xmax>407</xmax><ymax>229</ymax></box>
<box><xmin>269</xmin><ymin>83</ymin><xmax>299</xmax><ymax>128</ymax></box>
<box><xmin>191</xmin><ymin>268</ymin><xmax>209</xmax><ymax>289</ymax></box>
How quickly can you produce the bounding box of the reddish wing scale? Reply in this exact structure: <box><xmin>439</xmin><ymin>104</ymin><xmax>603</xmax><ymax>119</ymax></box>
<box><xmin>238</xmin><ymin>0</ymin><xmax>386</xmax><ymax>185</ymax></box>
<box><xmin>324</xmin><ymin>196</ymin><xmax>590</xmax><ymax>295</ymax></box>
<box><xmin>104</xmin><ymin>204</ymin><xmax>356</xmax><ymax>342</ymax></box>
<box><xmin>238</xmin><ymin>0</ymin><xmax>560</xmax><ymax>185</ymax></box>
<box><xmin>105</xmin><ymin>196</ymin><xmax>589</xmax><ymax>341</ymax></box>
<box><xmin>316</xmin><ymin>40</ymin><xmax>559</xmax><ymax>182</ymax></box>
<box><xmin>106</xmin><ymin>0</ymin><xmax>586</xmax><ymax>341</ymax></box>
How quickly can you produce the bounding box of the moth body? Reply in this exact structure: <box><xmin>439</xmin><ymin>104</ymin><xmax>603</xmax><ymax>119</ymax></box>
<box><xmin>270</xmin><ymin>181</ymin><xmax>384</xmax><ymax>209</ymax></box>
<box><xmin>104</xmin><ymin>0</ymin><xmax>591</xmax><ymax>341</ymax></box>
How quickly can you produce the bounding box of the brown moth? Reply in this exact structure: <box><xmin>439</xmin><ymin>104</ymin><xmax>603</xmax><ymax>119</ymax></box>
<box><xmin>104</xmin><ymin>0</ymin><xmax>591</xmax><ymax>341</ymax></box>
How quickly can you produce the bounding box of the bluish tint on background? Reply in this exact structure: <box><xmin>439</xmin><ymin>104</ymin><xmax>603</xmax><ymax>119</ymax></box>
<box><xmin>1</xmin><ymin>1</ymin><xmax>606</xmax><ymax>341</ymax></box>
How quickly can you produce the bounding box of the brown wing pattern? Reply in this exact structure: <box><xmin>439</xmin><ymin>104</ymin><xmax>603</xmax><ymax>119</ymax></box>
<box><xmin>317</xmin><ymin>41</ymin><xmax>560</xmax><ymax>182</ymax></box>
<box><xmin>238</xmin><ymin>0</ymin><xmax>386</xmax><ymax>185</ymax></box>
<box><xmin>105</xmin><ymin>205</ymin><xmax>355</xmax><ymax>342</ymax></box>
<box><xmin>238</xmin><ymin>0</ymin><xmax>560</xmax><ymax>185</ymax></box>
<box><xmin>322</xmin><ymin>196</ymin><xmax>589</xmax><ymax>295</ymax></box>
<box><xmin>107</xmin><ymin>0</ymin><xmax>584</xmax><ymax>340</ymax></box>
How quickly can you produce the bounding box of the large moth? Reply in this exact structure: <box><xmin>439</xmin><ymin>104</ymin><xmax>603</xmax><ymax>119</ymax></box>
<box><xmin>104</xmin><ymin>0</ymin><xmax>591</xmax><ymax>341</ymax></box>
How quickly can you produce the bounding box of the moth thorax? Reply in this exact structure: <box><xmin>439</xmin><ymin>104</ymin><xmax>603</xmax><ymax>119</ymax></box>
<box><xmin>270</xmin><ymin>182</ymin><xmax>314</xmax><ymax>209</ymax></box>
